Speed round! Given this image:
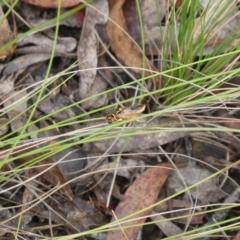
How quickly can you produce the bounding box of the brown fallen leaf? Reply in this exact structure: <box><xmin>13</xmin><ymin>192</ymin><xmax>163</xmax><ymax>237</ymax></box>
<box><xmin>21</xmin><ymin>0</ymin><xmax>82</xmax><ymax>8</ymax></box>
<box><xmin>106</xmin><ymin>0</ymin><xmax>163</xmax><ymax>91</ymax></box>
<box><xmin>106</xmin><ymin>162</ymin><xmax>173</xmax><ymax>240</ymax></box>
<box><xmin>234</xmin><ymin>231</ymin><xmax>240</xmax><ymax>240</ymax></box>
<box><xmin>0</xmin><ymin>6</ymin><xmax>15</xmax><ymax>58</ymax></box>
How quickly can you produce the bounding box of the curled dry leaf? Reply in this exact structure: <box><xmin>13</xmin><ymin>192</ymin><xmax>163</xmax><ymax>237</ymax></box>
<box><xmin>0</xmin><ymin>6</ymin><xmax>15</xmax><ymax>58</ymax></box>
<box><xmin>2</xmin><ymin>53</ymin><xmax>51</xmax><ymax>76</ymax></box>
<box><xmin>21</xmin><ymin>0</ymin><xmax>82</xmax><ymax>8</ymax></box>
<box><xmin>78</xmin><ymin>0</ymin><xmax>108</xmax><ymax>106</ymax></box>
<box><xmin>106</xmin><ymin>0</ymin><xmax>163</xmax><ymax>90</ymax></box>
<box><xmin>106</xmin><ymin>162</ymin><xmax>173</xmax><ymax>240</ymax></box>
<box><xmin>17</xmin><ymin>33</ymin><xmax>77</xmax><ymax>55</ymax></box>
<box><xmin>92</xmin><ymin>118</ymin><xmax>191</xmax><ymax>153</ymax></box>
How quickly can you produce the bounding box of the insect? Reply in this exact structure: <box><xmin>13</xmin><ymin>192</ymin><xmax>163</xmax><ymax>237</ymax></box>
<box><xmin>106</xmin><ymin>104</ymin><xmax>146</xmax><ymax>124</ymax></box>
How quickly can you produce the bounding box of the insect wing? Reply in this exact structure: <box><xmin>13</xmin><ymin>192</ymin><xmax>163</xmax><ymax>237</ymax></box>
<box><xmin>115</xmin><ymin>104</ymin><xmax>146</xmax><ymax>120</ymax></box>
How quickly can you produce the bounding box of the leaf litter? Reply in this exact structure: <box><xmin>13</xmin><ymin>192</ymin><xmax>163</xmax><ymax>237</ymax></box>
<box><xmin>0</xmin><ymin>0</ymin><xmax>240</xmax><ymax>239</ymax></box>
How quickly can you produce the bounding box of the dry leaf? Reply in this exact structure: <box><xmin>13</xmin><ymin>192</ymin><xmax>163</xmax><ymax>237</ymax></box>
<box><xmin>21</xmin><ymin>0</ymin><xmax>82</xmax><ymax>8</ymax></box>
<box><xmin>234</xmin><ymin>231</ymin><xmax>240</xmax><ymax>240</ymax></box>
<box><xmin>30</xmin><ymin>126</ymin><xmax>87</xmax><ymax>185</ymax></box>
<box><xmin>92</xmin><ymin>118</ymin><xmax>191</xmax><ymax>153</ymax></box>
<box><xmin>2</xmin><ymin>90</ymin><xmax>27</xmax><ymax>132</ymax></box>
<box><xmin>101</xmin><ymin>158</ymin><xmax>145</xmax><ymax>180</ymax></box>
<box><xmin>168</xmin><ymin>164</ymin><xmax>225</xmax><ymax>205</ymax></box>
<box><xmin>9</xmin><ymin>138</ymin><xmax>86</xmax><ymax>204</ymax></box>
<box><xmin>78</xmin><ymin>0</ymin><xmax>108</xmax><ymax>106</ymax></box>
<box><xmin>151</xmin><ymin>214</ymin><xmax>183</xmax><ymax>236</ymax></box>
<box><xmin>80</xmin><ymin>75</ymin><xmax>108</xmax><ymax>109</ymax></box>
<box><xmin>212</xmin><ymin>109</ymin><xmax>240</xmax><ymax>129</ymax></box>
<box><xmin>198</xmin><ymin>188</ymin><xmax>240</xmax><ymax>239</ymax></box>
<box><xmin>106</xmin><ymin>162</ymin><xmax>173</xmax><ymax>240</ymax></box>
<box><xmin>32</xmin><ymin>93</ymin><xmax>77</xmax><ymax>120</ymax></box>
<box><xmin>0</xmin><ymin>6</ymin><xmax>15</xmax><ymax>58</ymax></box>
<box><xmin>39</xmin><ymin>196</ymin><xmax>107</xmax><ymax>233</ymax></box>
<box><xmin>191</xmin><ymin>139</ymin><xmax>228</xmax><ymax>169</ymax></box>
<box><xmin>153</xmin><ymin>199</ymin><xmax>204</xmax><ymax>225</ymax></box>
<box><xmin>17</xmin><ymin>33</ymin><xmax>77</xmax><ymax>55</ymax></box>
<box><xmin>0</xmin><ymin>143</ymin><xmax>75</xmax><ymax>205</ymax></box>
<box><xmin>16</xmin><ymin>147</ymin><xmax>76</xmax><ymax>201</ymax></box>
<box><xmin>2</xmin><ymin>53</ymin><xmax>51</xmax><ymax>76</ymax></box>
<box><xmin>0</xmin><ymin>71</ymin><xmax>14</xmax><ymax>95</ymax></box>
<box><xmin>139</xmin><ymin>0</ymin><xmax>168</xmax><ymax>29</ymax></box>
<box><xmin>0</xmin><ymin>205</ymin><xmax>14</xmax><ymax>236</ymax></box>
<box><xmin>93</xmin><ymin>174</ymin><xmax>123</xmax><ymax>204</ymax></box>
<box><xmin>106</xmin><ymin>0</ymin><xmax>163</xmax><ymax>90</ymax></box>
<box><xmin>0</xmin><ymin>118</ymin><xmax>9</xmax><ymax>137</ymax></box>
